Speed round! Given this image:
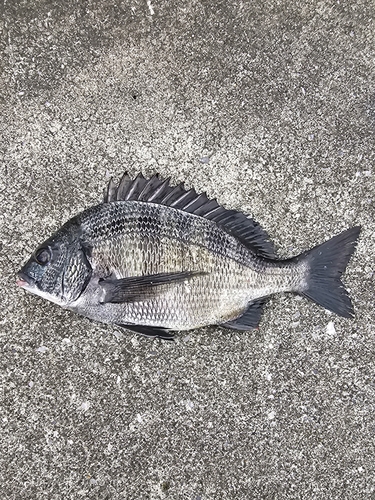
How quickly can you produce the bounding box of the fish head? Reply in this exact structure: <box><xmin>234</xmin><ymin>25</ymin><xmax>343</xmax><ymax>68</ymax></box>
<box><xmin>17</xmin><ymin>221</ymin><xmax>92</xmax><ymax>307</ymax></box>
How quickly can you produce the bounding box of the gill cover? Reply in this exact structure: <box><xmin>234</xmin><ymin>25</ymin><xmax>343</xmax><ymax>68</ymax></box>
<box><xmin>18</xmin><ymin>220</ymin><xmax>92</xmax><ymax>306</ymax></box>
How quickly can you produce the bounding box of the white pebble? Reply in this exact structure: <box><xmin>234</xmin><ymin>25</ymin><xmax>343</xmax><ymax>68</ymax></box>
<box><xmin>36</xmin><ymin>346</ymin><xmax>48</xmax><ymax>353</ymax></box>
<box><xmin>326</xmin><ymin>321</ymin><xmax>336</xmax><ymax>336</ymax></box>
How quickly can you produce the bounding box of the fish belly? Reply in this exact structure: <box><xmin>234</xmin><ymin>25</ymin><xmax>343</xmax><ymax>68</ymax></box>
<box><xmin>77</xmin><ymin>239</ymin><xmax>253</xmax><ymax>329</ymax></box>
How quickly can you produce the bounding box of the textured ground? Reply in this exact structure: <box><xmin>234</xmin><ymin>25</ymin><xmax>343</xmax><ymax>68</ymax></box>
<box><xmin>1</xmin><ymin>0</ymin><xmax>374</xmax><ymax>499</ymax></box>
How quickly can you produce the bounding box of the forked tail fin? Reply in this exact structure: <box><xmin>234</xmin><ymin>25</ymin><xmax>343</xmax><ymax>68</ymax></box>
<box><xmin>299</xmin><ymin>226</ymin><xmax>361</xmax><ymax>317</ymax></box>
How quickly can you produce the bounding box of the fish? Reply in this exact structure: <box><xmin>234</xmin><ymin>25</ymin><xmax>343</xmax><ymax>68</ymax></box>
<box><xmin>17</xmin><ymin>173</ymin><xmax>361</xmax><ymax>340</ymax></box>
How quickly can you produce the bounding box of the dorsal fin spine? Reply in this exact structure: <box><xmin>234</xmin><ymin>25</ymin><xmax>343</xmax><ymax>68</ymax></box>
<box><xmin>148</xmin><ymin>178</ymin><xmax>171</xmax><ymax>202</ymax></box>
<box><xmin>170</xmin><ymin>189</ymin><xmax>196</xmax><ymax>207</ymax></box>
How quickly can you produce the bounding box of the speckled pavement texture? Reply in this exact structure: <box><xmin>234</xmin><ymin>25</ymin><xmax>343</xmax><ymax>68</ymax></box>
<box><xmin>1</xmin><ymin>1</ymin><xmax>374</xmax><ymax>498</ymax></box>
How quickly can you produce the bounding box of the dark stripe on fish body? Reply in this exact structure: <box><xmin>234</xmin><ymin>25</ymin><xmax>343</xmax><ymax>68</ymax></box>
<box><xmin>205</xmin><ymin>220</ymin><xmax>249</xmax><ymax>267</ymax></box>
<box><xmin>136</xmin><ymin>213</ymin><xmax>160</xmax><ymax>237</ymax></box>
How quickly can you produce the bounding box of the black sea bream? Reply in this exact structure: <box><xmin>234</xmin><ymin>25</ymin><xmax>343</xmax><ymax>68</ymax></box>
<box><xmin>17</xmin><ymin>173</ymin><xmax>360</xmax><ymax>339</ymax></box>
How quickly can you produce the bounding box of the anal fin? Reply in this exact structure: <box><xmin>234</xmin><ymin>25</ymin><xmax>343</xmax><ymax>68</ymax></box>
<box><xmin>222</xmin><ymin>299</ymin><xmax>266</xmax><ymax>331</ymax></box>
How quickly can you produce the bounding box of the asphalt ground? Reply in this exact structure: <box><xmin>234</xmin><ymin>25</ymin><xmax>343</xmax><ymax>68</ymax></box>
<box><xmin>1</xmin><ymin>0</ymin><xmax>374</xmax><ymax>498</ymax></box>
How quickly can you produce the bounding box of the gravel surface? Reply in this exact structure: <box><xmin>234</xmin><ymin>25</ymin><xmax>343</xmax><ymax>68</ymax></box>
<box><xmin>1</xmin><ymin>1</ymin><xmax>374</xmax><ymax>498</ymax></box>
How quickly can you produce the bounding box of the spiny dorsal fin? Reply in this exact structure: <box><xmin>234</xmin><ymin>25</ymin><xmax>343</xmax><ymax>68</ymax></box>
<box><xmin>103</xmin><ymin>173</ymin><xmax>276</xmax><ymax>259</ymax></box>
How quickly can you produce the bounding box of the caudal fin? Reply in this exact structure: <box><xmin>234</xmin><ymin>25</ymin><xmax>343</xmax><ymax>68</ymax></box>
<box><xmin>299</xmin><ymin>226</ymin><xmax>361</xmax><ymax>318</ymax></box>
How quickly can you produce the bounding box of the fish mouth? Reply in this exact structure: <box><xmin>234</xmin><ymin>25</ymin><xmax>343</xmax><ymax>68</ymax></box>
<box><xmin>16</xmin><ymin>271</ymin><xmax>34</xmax><ymax>288</ymax></box>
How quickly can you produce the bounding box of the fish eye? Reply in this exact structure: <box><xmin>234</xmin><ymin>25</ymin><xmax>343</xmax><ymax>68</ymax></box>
<box><xmin>35</xmin><ymin>247</ymin><xmax>51</xmax><ymax>266</ymax></box>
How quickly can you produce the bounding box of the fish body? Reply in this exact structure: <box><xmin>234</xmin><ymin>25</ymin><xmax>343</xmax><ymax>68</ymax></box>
<box><xmin>18</xmin><ymin>173</ymin><xmax>360</xmax><ymax>339</ymax></box>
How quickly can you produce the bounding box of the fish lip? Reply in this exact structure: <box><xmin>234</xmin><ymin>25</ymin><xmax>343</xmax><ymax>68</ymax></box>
<box><xmin>17</xmin><ymin>271</ymin><xmax>34</xmax><ymax>287</ymax></box>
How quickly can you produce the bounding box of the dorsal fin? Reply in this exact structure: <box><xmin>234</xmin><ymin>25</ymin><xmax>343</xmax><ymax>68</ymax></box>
<box><xmin>103</xmin><ymin>173</ymin><xmax>276</xmax><ymax>259</ymax></box>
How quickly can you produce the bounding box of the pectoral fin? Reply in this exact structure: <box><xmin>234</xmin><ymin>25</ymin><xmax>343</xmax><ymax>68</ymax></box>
<box><xmin>99</xmin><ymin>271</ymin><xmax>206</xmax><ymax>303</ymax></box>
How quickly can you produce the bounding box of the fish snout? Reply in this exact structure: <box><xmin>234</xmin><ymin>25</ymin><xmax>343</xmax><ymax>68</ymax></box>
<box><xmin>16</xmin><ymin>271</ymin><xmax>32</xmax><ymax>288</ymax></box>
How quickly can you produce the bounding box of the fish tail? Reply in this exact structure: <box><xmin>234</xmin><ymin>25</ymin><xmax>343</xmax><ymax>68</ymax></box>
<box><xmin>297</xmin><ymin>226</ymin><xmax>361</xmax><ymax>317</ymax></box>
